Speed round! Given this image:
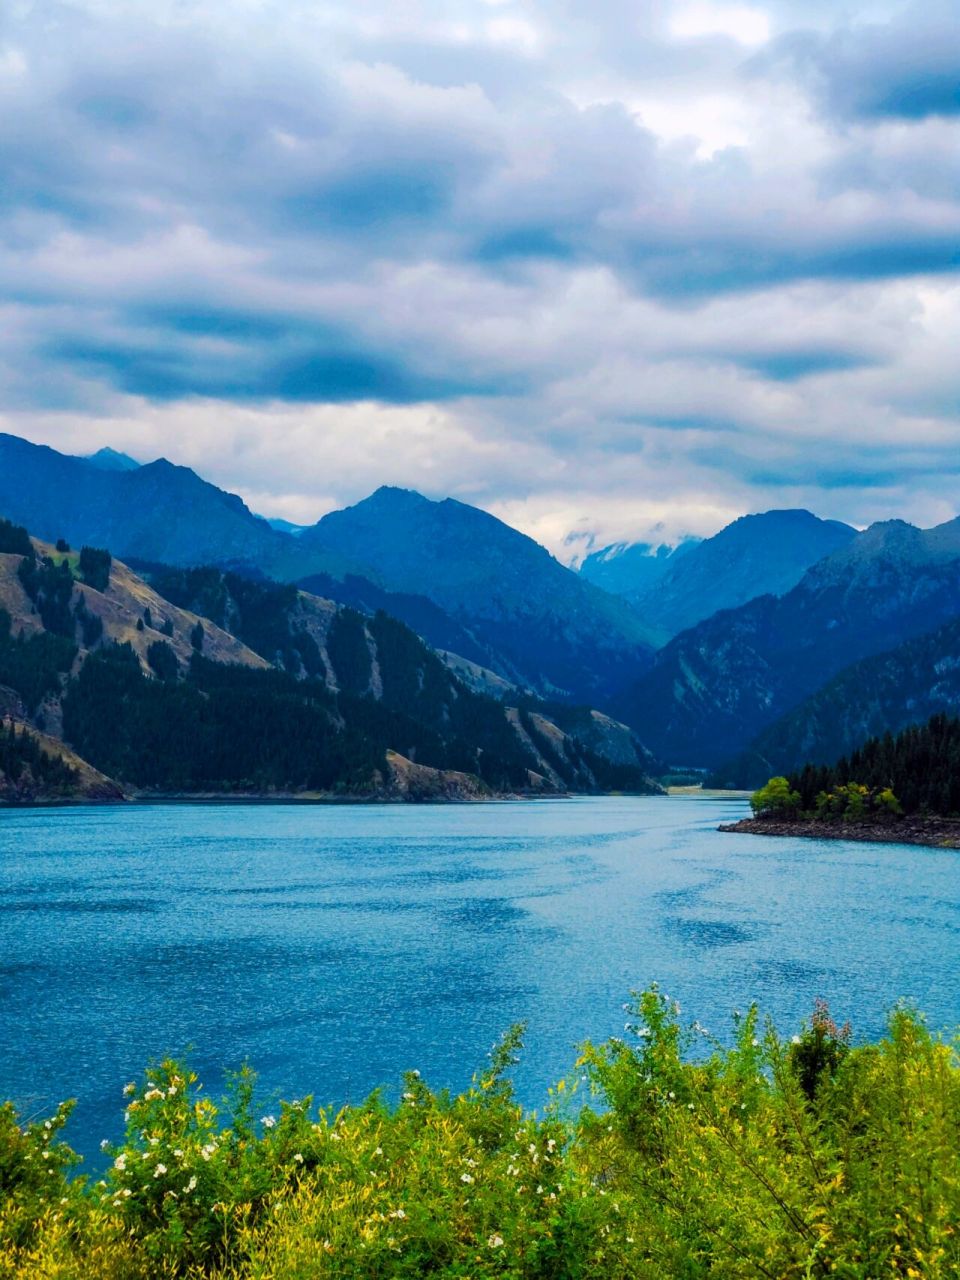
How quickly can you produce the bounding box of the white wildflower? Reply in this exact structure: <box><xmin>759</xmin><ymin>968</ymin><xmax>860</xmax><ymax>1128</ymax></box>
<box><xmin>154</xmin><ymin>1164</ymin><xmax>167</xmax><ymax>1178</ymax></box>
<box><xmin>488</xmin><ymin>1234</ymin><xmax>504</xmax><ymax>1248</ymax></box>
<box><xmin>460</xmin><ymin>1173</ymin><xmax>474</xmax><ymax>1184</ymax></box>
<box><xmin>114</xmin><ymin>1154</ymin><xmax>127</xmax><ymax>1171</ymax></box>
<box><xmin>123</xmin><ymin>1083</ymin><xmax>136</xmax><ymax>1096</ymax></box>
<box><xmin>260</xmin><ymin>1115</ymin><xmax>276</xmax><ymax>1129</ymax></box>
<box><xmin>293</xmin><ymin>1153</ymin><xmax>303</xmax><ymax>1164</ymax></box>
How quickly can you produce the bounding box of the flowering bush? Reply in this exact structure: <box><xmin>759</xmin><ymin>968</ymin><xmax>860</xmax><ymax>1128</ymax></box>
<box><xmin>2</xmin><ymin>995</ymin><xmax>959</xmax><ymax>1277</ymax></box>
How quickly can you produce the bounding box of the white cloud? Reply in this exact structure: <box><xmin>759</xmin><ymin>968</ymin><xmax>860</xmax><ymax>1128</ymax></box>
<box><xmin>671</xmin><ymin>4</ymin><xmax>771</xmax><ymax>46</ymax></box>
<box><xmin>0</xmin><ymin>0</ymin><xmax>957</xmax><ymax>556</ymax></box>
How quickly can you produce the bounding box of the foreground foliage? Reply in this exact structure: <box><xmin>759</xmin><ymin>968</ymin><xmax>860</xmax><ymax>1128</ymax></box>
<box><xmin>3</xmin><ymin>993</ymin><xmax>959</xmax><ymax>1278</ymax></box>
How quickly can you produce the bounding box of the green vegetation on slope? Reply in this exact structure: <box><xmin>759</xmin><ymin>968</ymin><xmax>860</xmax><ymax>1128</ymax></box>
<box><xmin>59</xmin><ymin>641</ymin><xmax>548</xmax><ymax>794</ymax></box>
<box><xmin>0</xmin><ymin>719</ymin><xmax>77</xmax><ymax>800</ymax></box>
<box><xmin>745</xmin><ymin>715</ymin><xmax>960</xmax><ymax>827</ymax></box>
<box><xmin>0</xmin><ymin>606</ymin><xmax>76</xmax><ymax>714</ymax></box>
<box><xmin>3</xmin><ymin>991</ymin><xmax>959</xmax><ymax>1277</ymax></box>
<box><xmin>784</xmin><ymin>713</ymin><xmax>960</xmax><ymax>817</ymax></box>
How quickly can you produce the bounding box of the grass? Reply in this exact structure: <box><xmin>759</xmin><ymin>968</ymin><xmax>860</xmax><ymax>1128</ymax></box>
<box><xmin>2</xmin><ymin>989</ymin><xmax>959</xmax><ymax>1278</ymax></box>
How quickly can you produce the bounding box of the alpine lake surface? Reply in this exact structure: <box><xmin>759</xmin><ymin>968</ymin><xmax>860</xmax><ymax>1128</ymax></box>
<box><xmin>3</xmin><ymin>794</ymin><xmax>960</xmax><ymax>1167</ymax></box>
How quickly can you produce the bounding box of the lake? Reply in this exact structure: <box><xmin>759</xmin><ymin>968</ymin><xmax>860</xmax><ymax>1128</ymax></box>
<box><xmin>3</xmin><ymin>794</ymin><xmax>959</xmax><ymax>1166</ymax></box>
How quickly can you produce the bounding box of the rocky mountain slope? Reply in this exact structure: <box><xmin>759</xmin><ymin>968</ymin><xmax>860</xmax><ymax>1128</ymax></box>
<box><xmin>0</xmin><ymin>520</ymin><xmax>661</xmax><ymax>801</ymax></box>
<box><xmin>0</xmin><ymin>717</ymin><xmax>123</xmax><ymax>804</ymax></box>
<box><xmin>711</xmin><ymin>615</ymin><xmax>960</xmax><ymax>787</ymax></box>
<box><xmin>140</xmin><ymin>563</ymin><xmax>660</xmax><ymax>791</ymax></box>
<box><xmin>619</xmin><ymin>518</ymin><xmax>960</xmax><ymax>767</ymax></box>
<box><xmin>297</xmin><ymin>486</ymin><xmax>656</xmax><ymax>701</ymax></box>
<box><xmin>589</xmin><ymin>510</ymin><xmax>856</xmax><ymax>642</ymax></box>
<box><xmin>0</xmin><ymin>434</ymin><xmax>654</xmax><ymax>703</ymax></box>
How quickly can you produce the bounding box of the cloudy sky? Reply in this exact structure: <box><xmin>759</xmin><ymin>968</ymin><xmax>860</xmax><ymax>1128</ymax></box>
<box><xmin>2</xmin><ymin>0</ymin><xmax>958</xmax><ymax>558</ymax></box>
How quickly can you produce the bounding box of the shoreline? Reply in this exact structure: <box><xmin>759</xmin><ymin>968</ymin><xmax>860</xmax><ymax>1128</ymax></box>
<box><xmin>719</xmin><ymin>815</ymin><xmax>960</xmax><ymax>849</ymax></box>
<box><xmin>0</xmin><ymin>787</ymin><xmax>674</xmax><ymax>810</ymax></box>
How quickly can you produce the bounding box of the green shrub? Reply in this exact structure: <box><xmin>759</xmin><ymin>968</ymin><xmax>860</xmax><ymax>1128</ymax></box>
<box><xmin>79</xmin><ymin>547</ymin><xmax>112</xmax><ymax>593</ymax></box>
<box><xmin>3</xmin><ymin>996</ymin><xmax>960</xmax><ymax>1277</ymax></box>
<box><xmin>750</xmin><ymin>775</ymin><xmax>801</xmax><ymax>816</ymax></box>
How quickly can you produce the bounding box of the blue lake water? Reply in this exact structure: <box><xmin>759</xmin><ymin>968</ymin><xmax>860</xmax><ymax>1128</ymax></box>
<box><xmin>3</xmin><ymin>795</ymin><xmax>960</xmax><ymax>1166</ymax></box>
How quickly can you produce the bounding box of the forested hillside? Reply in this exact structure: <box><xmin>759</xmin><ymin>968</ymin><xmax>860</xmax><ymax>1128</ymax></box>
<box><xmin>0</xmin><ymin>519</ymin><xmax>661</xmax><ymax>801</ymax></box>
<box><xmin>712</xmin><ymin>616</ymin><xmax>960</xmax><ymax>787</ymax></box>
<box><xmin>621</xmin><ymin>517</ymin><xmax>960</xmax><ymax>766</ymax></box>
<box><xmin>787</xmin><ymin>714</ymin><xmax>960</xmax><ymax>816</ymax></box>
<box><xmin>296</xmin><ymin>486</ymin><xmax>656</xmax><ymax>700</ymax></box>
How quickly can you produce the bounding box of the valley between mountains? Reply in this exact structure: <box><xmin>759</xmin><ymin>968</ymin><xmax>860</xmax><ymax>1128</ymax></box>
<box><xmin>1</xmin><ymin>431</ymin><xmax>960</xmax><ymax>804</ymax></box>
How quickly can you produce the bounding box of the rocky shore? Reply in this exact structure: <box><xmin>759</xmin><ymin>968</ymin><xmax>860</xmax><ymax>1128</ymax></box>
<box><xmin>719</xmin><ymin>815</ymin><xmax>960</xmax><ymax>849</ymax></box>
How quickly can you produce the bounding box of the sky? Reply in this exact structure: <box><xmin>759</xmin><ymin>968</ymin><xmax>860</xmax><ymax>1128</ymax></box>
<box><xmin>1</xmin><ymin>0</ymin><xmax>959</xmax><ymax>560</ymax></box>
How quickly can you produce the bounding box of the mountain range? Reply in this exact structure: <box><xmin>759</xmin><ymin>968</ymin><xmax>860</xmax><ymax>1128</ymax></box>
<box><xmin>621</xmin><ymin>517</ymin><xmax>960</xmax><ymax>771</ymax></box>
<box><xmin>0</xmin><ymin>435</ymin><xmax>653</xmax><ymax>703</ymax></box>
<box><xmin>582</xmin><ymin>510</ymin><xmax>856</xmax><ymax>642</ymax></box>
<box><xmin>0</xmin><ymin>516</ymin><xmax>660</xmax><ymax>802</ymax></box>
<box><xmin>297</xmin><ymin>486</ymin><xmax>655</xmax><ymax>701</ymax></box>
<box><xmin>3</xmin><ymin>428</ymin><xmax>960</xmax><ymax>790</ymax></box>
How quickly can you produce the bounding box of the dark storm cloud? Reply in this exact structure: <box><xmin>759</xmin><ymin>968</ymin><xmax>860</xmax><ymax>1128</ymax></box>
<box><xmin>759</xmin><ymin>3</ymin><xmax>960</xmax><ymax>121</ymax></box>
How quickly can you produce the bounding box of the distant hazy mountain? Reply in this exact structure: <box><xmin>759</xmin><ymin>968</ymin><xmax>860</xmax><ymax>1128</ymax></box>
<box><xmin>711</xmin><ymin>615</ymin><xmax>960</xmax><ymax>787</ymax></box>
<box><xmin>297</xmin><ymin>486</ymin><xmax>656</xmax><ymax>702</ymax></box>
<box><xmin>266</xmin><ymin>518</ymin><xmax>308</xmax><ymax>537</ymax></box>
<box><xmin>0</xmin><ymin>435</ymin><xmax>656</xmax><ymax>701</ymax></box>
<box><xmin>580</xmin><ymin>539</ymin><xmax>699</xmax><ymax>599</ymax></box>
<box><xmin>85</xmin><ymin>447</ymin><xmax>141</xmax><ymax>472</ymax></box>
<box><xmin>614</xmin><ymin>510</ymin><xmax>857</xmax><ymax>641</ymax></box>
<box><xmin>619</xmin><ymin>517</ymin><xmax>960</xmax><ymax>767</ymax></box>
<box><xmin>0</xmin><ymin>433</ymin><xmax>351</xmax><ymax>581</ymax></box>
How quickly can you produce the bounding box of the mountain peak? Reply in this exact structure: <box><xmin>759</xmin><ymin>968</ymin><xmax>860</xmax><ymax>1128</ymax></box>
<box><xmin>84</xmin><ymin>446</ymin><xmax>140</xmax><ymax>472</ymax></box>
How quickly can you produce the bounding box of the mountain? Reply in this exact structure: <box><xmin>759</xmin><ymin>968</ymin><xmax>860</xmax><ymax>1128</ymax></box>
<box><xmin>619</xmin><ymin>517</ymin><xmax>960</xmax><ymax>767</ymax></box>
<box><xmin>296</xmin><ymin>571</ymin><xmax>496</xmax><ymax>671</ymax></box>
<box><xmin>614</xmin><ymin>510</ymin><xmax>856</xmax><ymax>642</ymax></box>
<box><xmin>266</xmin><ymin>518</ymin><xmax>308</xmax><ymax>537</ymax></box>
<box><xmin>297</xmin><ymin>486</ymin><xmax>656</xmax><ymax>701</ymax></box>
<box><xmin>0</xmin><ymin>433</ymin><xmax>352</xmax><ymax>581</ymax></box>
<box><xmin>711</xmin><ymin>615</ymin><xmax>960</xmax><ymax>787</ymax></box>
<box><xmin>85</xmin><ymin>447</ymin><xmax>140</xmax><ymax>472</ymax></box>
<box><xmin>139</xmin><ymin>563</ymin><xmax>661</xmax><ymax>790</ymax></box>
<box><xmin>579</xmin><ymin>539</ymin><xmax>698</xmax><ymax>599</ymax></box>
<box><xmin>0</xmin><ymin>516</ymin><xmax>661</xmax><ymax>800</ymax></box>
<box><xmin>0</xmin><ymin>435</ymin><xmax>653</xmax><ymax>700</ymax></box>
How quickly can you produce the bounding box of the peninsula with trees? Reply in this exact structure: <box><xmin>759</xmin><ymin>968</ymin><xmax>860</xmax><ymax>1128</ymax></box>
<box><xmin>721</xmin><ymin>714</ymin><xmax>960</xmax><ymax>848</ymax></box>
